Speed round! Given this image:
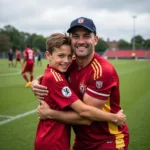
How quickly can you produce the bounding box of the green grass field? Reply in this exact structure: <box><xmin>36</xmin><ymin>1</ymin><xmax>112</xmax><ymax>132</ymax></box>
<box><xmin>0</xmin><ymin>59</ymin><xmax>150</xmax><ymax>150</ymax></box>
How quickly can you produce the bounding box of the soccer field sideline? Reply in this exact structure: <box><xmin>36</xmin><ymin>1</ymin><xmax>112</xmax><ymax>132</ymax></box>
<box><xmin>0</xmin><ymin>63</ymin><xmax>149</xmax><ymax>126</ymax></box>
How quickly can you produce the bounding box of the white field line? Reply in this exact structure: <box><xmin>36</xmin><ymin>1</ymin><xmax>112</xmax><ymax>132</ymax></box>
<box><xmin>0</xmin><ymin>115</ymin><xmax>13</xmax><ymax>118</ymax></box>
<box><xmin>0</xmin><ymin>71</ymin><xmax>21</xmax><ymax>76</ymax></box>
<box><xmin>0</xmin><ymin>109</ymin><xmax>36</xmax><ymax>126</ymax></box>
<box><xmin>0</xmin><ymin>64</ymin><xmax>149</xmax><ymax>126</ymax></box>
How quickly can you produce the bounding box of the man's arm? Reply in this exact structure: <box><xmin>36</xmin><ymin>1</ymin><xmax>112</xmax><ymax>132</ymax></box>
<box><xmin>81</xmin><ymin>93</ymin><xmax>125</xmax><ymax>126</ymax></box>
<box><xmin>31</xmin><ymin>76</ymin><xmax>48</xmax><ymax>100</ymax></box>
<box><xmin>38</xmin><ymin>100</ymin><xmax>92</xmax><ymax>125</ymax></box>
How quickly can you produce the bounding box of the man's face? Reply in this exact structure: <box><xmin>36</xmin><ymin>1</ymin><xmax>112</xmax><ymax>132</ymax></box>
<box><xmin>70</xmin><ymin>27</ymin><xmax>98</xmax><ymax>58</ymax></box>
<box><xmin>45</xmin><ymin>45</ymin><xmax>72</xmax><ymax>73</ymax></box>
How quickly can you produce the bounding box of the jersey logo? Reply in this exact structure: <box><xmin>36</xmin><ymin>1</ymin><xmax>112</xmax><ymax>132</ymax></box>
<box><xmin>62</xmin><ymin>86</ymin><xmax>72</xmax><ymax>97</ymax></box>
<box><xmin>80</xmin><ymin>82</ymin><xmax>87</xmax><ymax>94</ymax></box>
<box><xmin>67</xmin><ymin>77</ymin><xmax>71</xmax><ymax>83</ymax></box>
<box><xmin>96</xmin><ymin>81</ymin><xmax>103</xmax><ymax>89</ymax></box>
<box><xmin>78</xmin><ymin>18</ymin><xmax>84</xmax><ymax>24</ymax></box>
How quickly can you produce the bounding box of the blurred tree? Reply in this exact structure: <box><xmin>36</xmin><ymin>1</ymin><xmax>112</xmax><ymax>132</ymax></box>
<box><xmin>25</xmin><ymin>33</ymin><xmax>37</xmax><ymax>48</ymax></box>
<box><xmin>131</xmin><ymin>35</ymin><xmax>145</xmax><ymax>49</ymax></box>
<box><xmin>144</xmin><ymin>39</ymin><xmax>150</xmax><ymax>50</ymax></box>
<box><xmin>118</xmin><ymin>39</ymin><xmax>131</xmax><ymax>49</ymax></box>
<box><xmin>0</xmin><ymin>24</ymin><xmax>149</xmax><ymax>54</ymax></box>
<box><xmin>0</xmin><ymin>34</ymin><xmax>12</xmax><ymax>51</ymax></box>
<box><xmin>32</xmin><ymin>35</ymin><xmax>46</xmax><ymax>52</ymax></box>
<box><xmin>96</xmin><ymin>38</ymin><xmax>109</xmax><ymax>52</ymax></box>
<box><xmin>2</xmin><ymin>25</ymin><xmax>21</xmax><ymax>50</ymax></box>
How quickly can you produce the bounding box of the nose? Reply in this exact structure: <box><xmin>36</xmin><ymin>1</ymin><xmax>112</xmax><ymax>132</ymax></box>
<box><xmin>77</xmin><ymin>37</ymin><xmax>85</xmax><ymax>44</ymax></box>
<box><xmin>63</xmin><ymin>56</ymin><xmax>70</xmax><ymax>63</ymax></box>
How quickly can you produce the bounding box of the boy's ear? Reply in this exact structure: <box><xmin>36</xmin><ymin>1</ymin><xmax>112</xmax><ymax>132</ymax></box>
<box><xmin>45</xmin><ymin>51</ymin><xmax>51</xmax><ymax>59</ymax></box>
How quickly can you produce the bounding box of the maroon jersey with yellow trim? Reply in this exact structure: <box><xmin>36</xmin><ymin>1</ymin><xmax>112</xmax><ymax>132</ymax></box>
<box><xmin>68</xmin><ymin>53</ymin><xmax>129</xmax><ymax>149</ymax></box>
<box><xmin>35</xmin><ymin>65</ymin><xmax>79</xmax><ymax>150</ymax></box>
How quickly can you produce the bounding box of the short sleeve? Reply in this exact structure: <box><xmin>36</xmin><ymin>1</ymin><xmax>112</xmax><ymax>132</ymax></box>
<box><xmin>86</xmin><ymin>66</ymin><xmax>118</xmax><ymax>100</ymax></box>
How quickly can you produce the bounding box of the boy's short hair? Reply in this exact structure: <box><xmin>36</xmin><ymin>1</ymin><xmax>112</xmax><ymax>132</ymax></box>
<box><xmin>46</xmin><ymin>33</ymin><xmax>71</xmax><ymax>54</ymax></box>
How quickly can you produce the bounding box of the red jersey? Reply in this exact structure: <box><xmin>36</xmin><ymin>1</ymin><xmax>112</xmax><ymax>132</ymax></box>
<box><xmin>35</xmin><ymin>65</ymin><xmax>79</xmax><ymax>150</ymax></box>
<box><xmin>23</xmin><ymin>48</ymin><xmax>34</xmax><ymax>63</ymax></box>
<box><xmin>68</xmin><ymin>53</ymin><xmax>129</xmax><ymax>150</ymax></box>
<box><xmin>22</xmin><ymin>48</ymin><xmax>34</xmax><ymax>73</ymax></box>
<box><xmin>16</xmin><ymin>51</ymin><xmax>21</xmax><ymax>59</ymax></box>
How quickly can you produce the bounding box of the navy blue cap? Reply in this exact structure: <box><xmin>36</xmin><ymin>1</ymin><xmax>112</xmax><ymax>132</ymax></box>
<box><xmin>67</xmin><ymin>17</ymin><xmax>96</xmax><ymax>35</ymax></box>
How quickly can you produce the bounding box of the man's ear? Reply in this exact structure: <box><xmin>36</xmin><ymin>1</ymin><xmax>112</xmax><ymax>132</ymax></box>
<box><xmin>94</xmin><ymin>35</ymin><xmax>99</xmax><ymax>46</ymax></box>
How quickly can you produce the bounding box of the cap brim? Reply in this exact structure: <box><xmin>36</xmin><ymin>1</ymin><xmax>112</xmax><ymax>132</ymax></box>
<box><xmin>67</xmin><ymin>25</ymin><xmax>95</xmax><ymax>34</ymax></box>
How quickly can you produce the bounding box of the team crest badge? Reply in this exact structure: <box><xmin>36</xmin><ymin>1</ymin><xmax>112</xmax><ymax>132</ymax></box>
<box><xmin>78</xmin><ymin>18</ymin><xmax>84</xmax><ymax>24</ymax></box>
<box><xmin>96</xmin><ymin>81</ymin><xmax>103</xmax><ymax>89</ymax></box>
<box><xmin>62</xmin><ymin>86</ymin><xmax>72</xmax><ymax>97</ymax></box>
<box><xmin>67</xmin><ymin>77</ymin><xmax>71</xmax><ymax>83</ymax></box>
<box><xmin>80</xmin><ymin>82</ymin><xmax>87</xmax><ymax>94</ymax></box>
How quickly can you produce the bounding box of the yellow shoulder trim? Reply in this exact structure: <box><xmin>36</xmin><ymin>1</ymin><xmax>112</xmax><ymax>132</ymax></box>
<box><xmin>50</xmin><ymin>69</ymin><xmax>63</xmax><ymax>82</ymax></box>
<box><xmin>91</xmin><ymin>58</ymin><xmax>102</xmax><ymax>80</ymax></box>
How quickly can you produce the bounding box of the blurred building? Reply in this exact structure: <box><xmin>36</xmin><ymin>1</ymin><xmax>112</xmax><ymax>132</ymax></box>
<box><xmin>107</xmin><ymin>38</ymin><xmax>119</xmax><ymax>50</ymax></box>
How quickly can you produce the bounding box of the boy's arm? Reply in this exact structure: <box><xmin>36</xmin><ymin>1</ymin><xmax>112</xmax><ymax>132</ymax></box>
<box><xmin>38</xmin><ymin>100</ymin><xmax>92</xmax><ymax>125</ymax></box>
<box><xmin>32</xmin><ymin>78</ymin><xmax>91</xmax><ymax>125</ymax></box>
<box><xmin>38</xmin><ymin>100</ymin><xmax>125</xmax><ymax>127</ymax></box>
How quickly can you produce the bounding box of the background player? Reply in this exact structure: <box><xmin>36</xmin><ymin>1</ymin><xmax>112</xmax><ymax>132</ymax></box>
<box><xmin>8</xmin><ymin>48</ymin><xmax>14</xmax><ymax>67</ymax></box>
<box><xmin>22</xmin><ymin>44</ymin><xmax>34</xmax><ymax>87</ymax></box>
<box><xmin>15</xmin><ymin>49</ymin><xmax>22</xmax><ymax>67</ymax></box>
<box><xmin>36</xmin><ymin>49</ymin><xmax>42</xmax><ymax>66</ymax></box>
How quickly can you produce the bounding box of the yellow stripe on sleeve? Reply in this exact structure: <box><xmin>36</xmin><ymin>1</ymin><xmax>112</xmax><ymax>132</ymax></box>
<box><xmin>91</xmin><ymin>58</ymin><xmax>102</xmax><ymax>80</ymax></box>
<box><xmin>51</xmin><ymin>69</ymin><xmax>63</xmax><ymax>82</ymax></box>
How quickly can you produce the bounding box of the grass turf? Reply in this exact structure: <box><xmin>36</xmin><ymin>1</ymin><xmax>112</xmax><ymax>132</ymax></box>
<box><xmin>0</xmin><ymin>59</ymin><xmax>150</xmax><ymax>150</ymax></box>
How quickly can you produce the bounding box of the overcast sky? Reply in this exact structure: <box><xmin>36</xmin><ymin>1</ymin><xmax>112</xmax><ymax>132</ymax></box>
<box><xmin>0</xmin><ymin>0</ymin><xmax>150</xmax><ymax>42</ymax></box>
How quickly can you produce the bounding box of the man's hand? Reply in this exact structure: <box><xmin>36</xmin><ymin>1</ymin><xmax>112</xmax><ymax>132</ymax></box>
<box><xmin>31</xmin><ymin>75</ymin><xmax>48</xmax><ymax>100</ymax></box>
<box><xmin>113</xmin><ymin>109</ymin><xmax>126</xmax><ymax>127</ymax></box>
<box><xmin>38</xmin><ymin>100</ymin><xmax>52</xmax><ymax>120</ymax></box>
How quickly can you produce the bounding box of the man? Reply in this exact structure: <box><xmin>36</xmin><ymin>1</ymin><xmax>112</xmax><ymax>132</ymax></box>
<box><xmin>22</xmin><ymin>44</ymin><xmax>34</xmax><ymax>87</ymax></box>
<box><xmin>32</xmin><ymin>17</ymin><xmax>129</xmax><ymax>150</ymax></box>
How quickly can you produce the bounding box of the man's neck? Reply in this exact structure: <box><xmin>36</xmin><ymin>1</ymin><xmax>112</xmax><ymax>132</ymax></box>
<box><xmin>76</xmin><ymin>51</ymin><xmax>95</xmax><ymax>70</ymax></box>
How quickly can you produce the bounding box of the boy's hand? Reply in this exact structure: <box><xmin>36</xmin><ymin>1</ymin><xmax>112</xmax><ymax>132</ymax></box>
<box><xmin>114</xmin><ymin>110</ymin><xmax>126</xmax><ymax>127</ymax></box>
<box><xmin>38</xmin><ymin>100</ymin><xmax>52</xmax><ymax>120</ymax></box>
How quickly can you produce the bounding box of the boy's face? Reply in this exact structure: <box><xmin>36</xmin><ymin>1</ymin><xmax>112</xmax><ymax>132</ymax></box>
<box><xmin>46</xmin><ymin>45</ymin><xmax>72</xmax><ymax>73</ymax></box>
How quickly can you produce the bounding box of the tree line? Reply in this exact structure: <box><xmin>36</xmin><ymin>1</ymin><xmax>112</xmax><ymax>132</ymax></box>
<box><xmin>0</xmin><ymin>25</ymin><xmax>150</xmax><ymax>52</ymax></box>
